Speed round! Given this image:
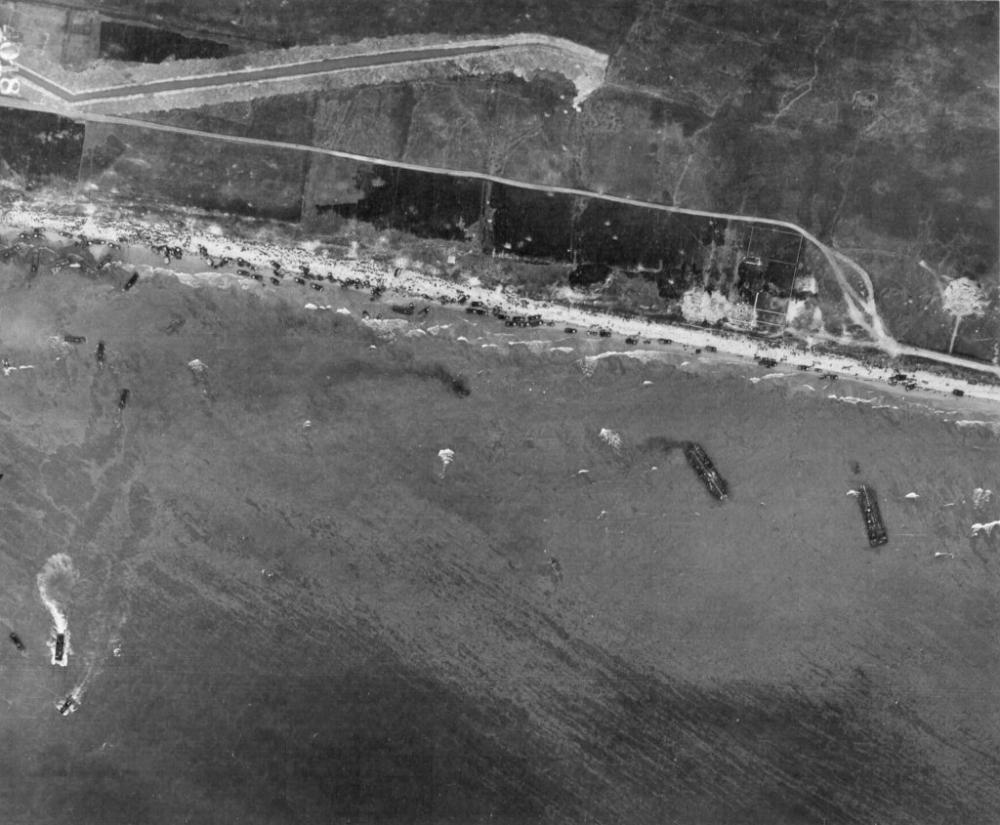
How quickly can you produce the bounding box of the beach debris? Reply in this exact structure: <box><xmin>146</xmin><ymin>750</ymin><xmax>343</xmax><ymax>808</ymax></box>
<box><xmin>933</xmin><ymin>551</ymin><xmax>955</xmax><ymax>559</ymax></box>
<box><xmin>904</xmin><ymin>492</ymin><xmax>920</xmax><ymax>500</ymax></box>
<box><xmin>8</xmin><ymin>631</ymin><xmax>25</xmax><ymax>652</ymax></box>
<box><xmin>971</xmin><ymin>520</ymin><xmax>1000</xmax><ymax>537</ymax></box>
<box><xmin>95</xmin><ymin>340</ymin><xmax>105</xmax><ymax>366</ymax></box>
<box><xmin>853</xmin><ymin>483</ymin><xmax>888</xmax><ymax>547</ymax></box>
<box><xmin>683</xmin><ymin>442</ymin><xmax>729</xmax><ymax>501</ymax></box>
<box><xmin>117</xmin><ymin>388</ymin><xmax>130</xmax><ymax>411</ymax></box>
<box><xmin>437</xmin><ymin>448</ymin><xmax>455</xmax><ymax>479</ymax></box>
<box><xmin>63</xmin><ymin>334</ymin><xmax>86</xmax><ymax>345</ymax></box>
<box><xmin>598</xmin><ymin>428</ymin><xmax>623</xmax><ymax>455</ymax></box>
<box><xmin>302</xmin><ymin>420</ymin><xmax>312</xmax><ymax>430</ymax></box>
<box><xmin>972</xmin><ymin>488</ymin><xmax>992</xmax><ymax>509</ymax></box>
<box><xmin>642</xmin><ymin>380</ymin><xmax>653</xmax><ymax>386</ymax></box>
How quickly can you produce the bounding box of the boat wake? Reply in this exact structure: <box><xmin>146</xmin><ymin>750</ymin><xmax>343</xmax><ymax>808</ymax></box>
<box><xmin>37</xmin><ymin>553</ymin><xmax>77</xmax><ymax>667</ymax></box>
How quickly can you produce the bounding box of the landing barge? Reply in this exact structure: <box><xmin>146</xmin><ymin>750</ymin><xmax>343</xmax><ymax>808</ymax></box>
<box><xmin>856</xmin><ymin>483</ymin><xmax>888</xmax><ymax>547</ymax></box>
<box><xmin>684</xmin><ymin>442</ymin><xmax>729</xmax><ymax>501</ymax></box>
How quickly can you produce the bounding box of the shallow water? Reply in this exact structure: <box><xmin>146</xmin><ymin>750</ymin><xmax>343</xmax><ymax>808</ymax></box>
<box><xmin>0</xmin><ymin>254</ymin><xmax>997</xmax><ymax>823</ymax></box>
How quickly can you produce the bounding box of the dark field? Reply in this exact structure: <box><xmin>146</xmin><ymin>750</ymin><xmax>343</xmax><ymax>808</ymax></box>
<box><xmin>0</xmin><ymin>249</ymin><xmax>997</xmax><ymax>824</ymax></box>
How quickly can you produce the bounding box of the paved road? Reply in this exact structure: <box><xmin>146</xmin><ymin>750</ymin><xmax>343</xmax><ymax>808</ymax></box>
<box><xmin>18</xmin><ymin>43</ymin><xmax>502</xmax><ymax>102</ymax></box>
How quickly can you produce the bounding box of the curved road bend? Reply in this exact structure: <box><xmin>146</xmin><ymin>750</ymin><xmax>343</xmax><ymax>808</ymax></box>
<box><xmin>7</xmin><ymin>73</ymin><xmax>999</xmax><ymax>380</ymax></box>
<box><xmin>16</xmin><ymin>43</ymin><xmax>502</xmax><ymax>102</ymax></box>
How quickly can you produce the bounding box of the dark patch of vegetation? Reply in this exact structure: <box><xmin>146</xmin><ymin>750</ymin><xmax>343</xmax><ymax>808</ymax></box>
<box><xmin>0</xmin><ymin>110</ymin><xmax>84</xmax><ymax>187</ymax></box>
<box><xmin>100</xmin><ymin>21</ymin><xmax>231</xmax><ymax>62</ymax></box>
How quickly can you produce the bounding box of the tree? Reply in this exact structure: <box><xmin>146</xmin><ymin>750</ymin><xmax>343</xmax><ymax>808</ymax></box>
<box><xmin>942</xmin><ymin>277</ymin><xmax>988</xmax><ymax>354</ymax></box>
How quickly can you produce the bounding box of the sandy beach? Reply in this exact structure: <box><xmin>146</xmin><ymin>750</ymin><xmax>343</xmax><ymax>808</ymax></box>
<box><xmin>4</xmin><ymin>205</ymin><xmax>999</xmax><ymax>415</ymax></box>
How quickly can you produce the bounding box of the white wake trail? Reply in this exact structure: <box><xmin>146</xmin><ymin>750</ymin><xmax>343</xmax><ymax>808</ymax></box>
<box><xmin>36</xmin><ymin>553</ymin><xmax>78</xmax><ymax>666</ymax></box>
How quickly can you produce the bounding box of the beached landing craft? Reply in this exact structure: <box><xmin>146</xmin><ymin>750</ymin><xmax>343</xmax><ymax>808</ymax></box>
<box><xmin>855</xmin><ymin>483</ymin><xmax>889</xmax><ymax>547</ymax></box>
<box><xmin>683</xmin><ymin>442</ymin><xmax>729</xmax><ymax>501</ymax></box>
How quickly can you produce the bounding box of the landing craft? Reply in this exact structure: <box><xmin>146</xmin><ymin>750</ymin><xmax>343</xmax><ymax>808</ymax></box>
<box><xmin>683</xmin><ymin>442</ymin><xmax>729</xmax><ymax>501</ymax></box>
<box><xmin>855</xmin><ymin>483</ymin><xmax>888</xmax><ymax>547</ymax></box>
<box><xmin>57</xmin><ymin>695</ymin><xmax>76</xmax><ymax>715</ymax></box>
<box><xmin>118</xmin><ymin>389</ymin><xmax>130</xmax><ymax>411</ymax></box>
<box><xmin>123</xmin><ymin>272</ymin><xmax>139</xmax><ymax>291</ymax></box>
<box><xmin>8</xmin><ymin>631</ymin><xmax>24</xmax><ymax>652</ymax></box>
<box><xmin>54</xmin><ymin>632</ymin><xmax>65</xmax><ymax>663</ymax></box>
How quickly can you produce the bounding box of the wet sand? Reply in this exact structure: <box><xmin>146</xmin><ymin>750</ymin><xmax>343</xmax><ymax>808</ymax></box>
<box><xmin>0</xmin><ymin>251</ymin><xmax>997</xmax><ymax>824</ymax></box>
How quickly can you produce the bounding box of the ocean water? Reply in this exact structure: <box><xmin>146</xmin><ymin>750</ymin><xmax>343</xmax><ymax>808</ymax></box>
<box><xmin>0</xmin><ymin>253</ymin><xmax>997</xmax><ymax>824</ymax></box>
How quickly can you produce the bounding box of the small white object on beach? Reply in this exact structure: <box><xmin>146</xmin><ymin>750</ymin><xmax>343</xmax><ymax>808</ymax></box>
<box><xmin>187</xmin><ymin>358</ymin><xmax>207</xmax><ymax>374</ymax></box>
<box><xmin>304</xmin><ymin>302</ymin><xmax>318</xmax><ymax>310</ymax></box>
<box><xmin>336</xmin><ymin>307</ymin><xmax>351</xmax><ymax>315</ymax></box>
<box><xmin>971</xmin><ymin>520</ymin><xmax>1000</xmax><ymax>537</ymax></box>
<box><xmin>904</xmin><ymin>492</ymin><xmax>920</xmax><ymax>500</ymax></box>
<box><xmin>846</xmin><ymin>489</ymin><xmax>859</xmax><ymax>497</ymax></box>
<box><xmin>642</xmin><ymin>380</ymin><xmax>653</xmax><ymax>386</ymax></box>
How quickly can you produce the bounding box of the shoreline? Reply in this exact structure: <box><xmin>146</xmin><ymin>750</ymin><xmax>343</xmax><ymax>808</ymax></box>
<box><xmin>2</xmin><ymin>206</ymin><xmax>998</xmax><ymax>421</ymax></box>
